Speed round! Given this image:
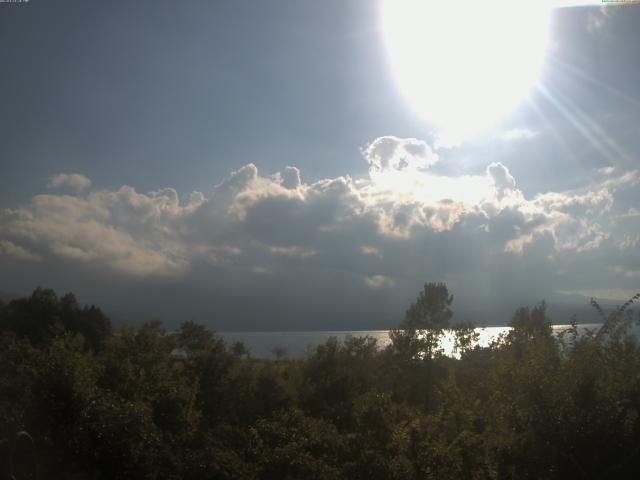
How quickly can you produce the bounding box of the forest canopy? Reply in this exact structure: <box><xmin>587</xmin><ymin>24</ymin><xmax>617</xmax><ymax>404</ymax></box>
<box><xmin>1</xmin><ymin>285</ymin><xmax>639</xmax><ymax>479</ymax></box>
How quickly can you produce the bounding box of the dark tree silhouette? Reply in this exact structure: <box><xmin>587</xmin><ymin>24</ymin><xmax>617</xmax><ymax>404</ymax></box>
<box><xmin>176</xmin><ymin>320</ymin><xmax>214</xmax><ymax>352</ymax></box>
<box><xmin>390</xmin><ymin>282</ymin><xmax>453</xmax><ymax>360</ymax></box>
<box><xmin>403</xmin><ymin>282</ymin><xmax>453</xmax><ymax>331</ymax></box>
<box><xmin>0</xmin><ymin>287</ymin><xmax>111</xmax><ymax>350</ymax></box>
<box><xmin>509</xmin><ymin>302</ymin><xmax>552</xmax><ymax>339</ymax></box>
<box><xmin>231</xmin><ymin>340</ymin><xmax>250</xmax><ymax>358</ymax></box>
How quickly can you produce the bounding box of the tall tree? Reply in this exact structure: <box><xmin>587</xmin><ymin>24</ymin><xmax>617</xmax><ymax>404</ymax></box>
<box><xmin>390</xmin><ymin>282</ymin><xmax>453</xmax><ymax>360</ymax></box>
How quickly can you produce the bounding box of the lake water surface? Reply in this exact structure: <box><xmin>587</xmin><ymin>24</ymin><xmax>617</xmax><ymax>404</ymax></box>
<box><xmin>220</xmin><ymin>324</ymin><xmax>611</xmax><ymax>358</ymax></box>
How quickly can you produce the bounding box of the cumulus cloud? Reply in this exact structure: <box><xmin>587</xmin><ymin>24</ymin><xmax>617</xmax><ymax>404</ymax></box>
<box><xmin>1</xmin><ymin>137</ymin><xmax>625</xmax><ymax>269</ymax></box>
<box><xmin>535</xmin><ymin>189</ymin><xmax>613</xmax><ymax>218</ymax></box>
<box><xmin>487</xmin><ymin>162</ymin><xmax>517</xmax><ymax>201</ymax></box>
<box><xmin>0</xmin><ymin>189</ymin><xmax>191</xmax><ymax>276</ymax></box>
<box><xmin>47</xmin><ymin>173</ymin><xmax>92</xmax><ymax>191</ymax></box>
<box><xmin>280</xmin><ymin>166</ymin><xmax>302</xmax><ymax>190</ymax></box>
<box><xmin>363</xmin><ymin>136</ymin><xmax>439</xmax><ymax>174</ymax></box>
<box><xmin>1</xmin><ymin>135</ymin><xmax>637</xmax><ymax>328</ymax></box>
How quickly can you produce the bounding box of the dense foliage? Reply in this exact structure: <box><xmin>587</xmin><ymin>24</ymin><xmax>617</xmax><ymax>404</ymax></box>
<box><xmin>1</xmin><ymin>285</ymin><xmax>640</xmax><ymax>479</ymax></box>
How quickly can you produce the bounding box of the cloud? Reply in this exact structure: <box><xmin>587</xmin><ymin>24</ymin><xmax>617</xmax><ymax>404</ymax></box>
<box><xmin>487</xmin><ymin>162</ymin><xmax>517</xmax><ymax>200</ymax></box>
<box><xmin>0</xmin><ymin>190</ymin><xmax>190</xmax><ymax>277</ymax></box>
<box><xmin>1</xmin><ymin>137</ymin><xmax>624</xmax><ymax>269</ymax></box>
<box><xmin>620</xmin><ymin>207</ymin><xmax>640</xmax><ymax>218</ymax></box>
<box><xmin>364</xmin><ymin>275</ymin><xmax>395</xmax><ymax>289</ymax></box>
<box><xmin>534</xmin><ymin>188</ymin><xmax>613</xmax><ymax>217</ymax></box>
<box><xmin>269</xmin><ymin>246</ymin><xmax>317</xmax><ymax>258</ymax></box>
<box><xmin>360</xmin><ymin>246</ymin><xmax>382</xmax><ymax>257</ymax></box>
<box><xmin>280</xmin><ymin>166</ymin><xmax>302</xmax><ymax>190</ymax></box>
<box><xmin>598</xmin><ymin>166</ymin><xmax>616</xmax><ymax>176</ymax></box>
<box><xmin>616</xmin><ymin>235</ymin><xmax>640</xmax><ymax>251</ymax></box>
<box><xmin>363</xmin><ymin>136</ymin><xmax>439</xmax><ymax>174</ymax></box>
<box><xmin>609</xmin><ymin>265</ymin><xmax>640</xmax><ymax>279</ymax></box>
<box><xmin>1</xmin><ymin>135</ymin><xmax>637</xmax><ymax>328</ymax></box>
<box><xmin>47</xmin><ymin>173</ymin><xmax>92</xmax><ymax>191</ymax></box>
<box><xmin>0</xmin><ymin>240</ymin><xmax>42</xmax><ymax>262</ymax></box>
<box><xmin>600</xmin><ymin>169</ymin><xmax>640</xmax><ymax>190</ymax></box>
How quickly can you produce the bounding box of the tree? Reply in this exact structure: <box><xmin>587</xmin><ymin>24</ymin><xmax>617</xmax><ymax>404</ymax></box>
<box><xmin>231</xmin><ymin>340</ymin><xmax>250</xmax><ymax>358</ymax></box>
<box><xmin>509</xmin><ymin>302</ymin><xmax>551</xmax><ymax>340</ymax></box>
<box><xmin>0</xmin><ymin>288</ymin><xmax>112</xmax><ymax>351</ymax></box>
<box><xmin>272</xmin><ymin>345</ymin><xmax>288</xmax><ymax>361</ymax></box>
<box><xmin>390</xmin><ymin>282</ymin><xmax>453</xmax><ymax>360</ymax></box>
<box><xmin>176</xmin><ymin>320</ymin><xmax>214</xmax><ymax>352</ymax></box>
<box><xmin>0</xmin><ymin>287</ymin><xmax>59</xmax><ymax>345</ymax></box>
<box><xmin>404</xmin><ymin>282</ymin><xmax>453</xmax><ymax>331</ymax></box>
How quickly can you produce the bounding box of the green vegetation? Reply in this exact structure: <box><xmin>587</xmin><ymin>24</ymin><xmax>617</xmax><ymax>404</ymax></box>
<box><xmin>1</xmin><ymin>285</ymin><xmax>640</xmax><ymax>479</ymax></box>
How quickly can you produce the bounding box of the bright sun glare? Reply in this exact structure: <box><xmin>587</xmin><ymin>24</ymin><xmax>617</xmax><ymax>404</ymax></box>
<box><xmin>382</xmin><ymin>0</ymin><xmax>551</xmax><ymax>140</ymax></box>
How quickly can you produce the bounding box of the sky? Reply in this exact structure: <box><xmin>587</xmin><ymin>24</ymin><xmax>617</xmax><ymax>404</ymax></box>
<box><xmin>0</xmin><ymin>0</ymin><xmax>639</xmax><ymax>330</ymax></box>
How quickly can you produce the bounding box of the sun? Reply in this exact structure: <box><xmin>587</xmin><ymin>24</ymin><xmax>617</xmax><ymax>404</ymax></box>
<box><xmin>381</xmin><ymin>0</ymin><xmax>551</xmax><ymax>141</ymax></box>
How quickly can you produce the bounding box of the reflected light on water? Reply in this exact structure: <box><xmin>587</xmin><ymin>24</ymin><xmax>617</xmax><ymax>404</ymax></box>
<box><xmin>221</xmin><ymin>324</ymin><xmax>614</xmax><ymax>359</ymax></box>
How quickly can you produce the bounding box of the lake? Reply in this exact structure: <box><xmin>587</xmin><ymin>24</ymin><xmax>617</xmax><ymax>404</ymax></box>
<box><xmin>220</xmin><ymin>323</ymin><xmax>610</xmax><ymax>358</ymax></box>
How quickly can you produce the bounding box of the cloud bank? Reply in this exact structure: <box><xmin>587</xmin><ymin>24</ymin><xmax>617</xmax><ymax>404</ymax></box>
<box><xmin>1</xmin><ymin>137</ymin><xmax>638</xmax><ymax>329</ymax></box>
